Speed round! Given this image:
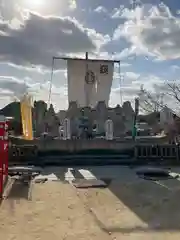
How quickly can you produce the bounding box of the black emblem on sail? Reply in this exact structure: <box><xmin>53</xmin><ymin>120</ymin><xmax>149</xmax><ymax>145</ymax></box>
<box><xmin>85</xmin><ymin>70</ymin><xmax>95</xmax><ymax>84</ymax></box>
<box><xmin>100</xmin><ymin>65</ymin><xmax>108</xmax><ymax>74</ymax></box>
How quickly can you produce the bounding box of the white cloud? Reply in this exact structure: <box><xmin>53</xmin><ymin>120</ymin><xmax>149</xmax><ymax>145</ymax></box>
<box><xmin>0</xmin><ymin>11</ymin><xmax>110</xmax><ymax>69</ymax></box>
<box><xmin>0</xmin><ymin>0</ymin><xmax>79</xmax><ymax>19</ymax></box>
<box><xmin>111</xmin><ymin>48</ymin><xmax>147</xmax><ymax>61</ymax></box>
<box><xmin>113</xmin><ymin>3</ymin><xmax>180</xmax><ymax>60</ymax></box>
<box><xmin>171</xmin><ymin>65</ymin><xmax>180</xmax><ymax>71</ymax></box>
<box><xmin>110</xmin><ymin>72</ymin><xmax>165</xmax><ymax>108</ymax></box>
<box><xmin>0</xmin><ymin>1</ymin><xmax>178</xmax><ymax>112</ymax></box>
<box><xmin>0</xmin><ymin>1</ymin><xmax>111</xmax><ymax>111</ymax></box>
<box><xmin>0</xmin><ymin>74</ymin><xmax>68</xmax><ymax>111</ymax></box>
<box><xmin>111</xmin><ymin>5</ymin><xmax>127</xmax><ymax>19</ymax></box>
<box><xmin>33</xmin><ymin>82</ymin><xmax>68</xmax><ymax>111</ymax></box>
<box><xmin>7</xmin><ymin>62</ymin><xmax>49</xmax><ymax>74</ymax></box>
<box><xmin>120</xmin><ymin>62</ymin><xmax>131</xmax><ymax>67</ymax></box>
<box><xmin>69</xmin><ymin>0</ymin><xmax>77</xmax><ymax>10</ymax></box>
<box><xmin>94</xmin><ymin>6</ymin><xmax>107</xmax><ymax>14</ymax></box>
<box><xmin>111</xmin><ymin>74</ymin><xmax>180</xmax><ymax>114</ymax></box>
<box><xmin>124</xmin><ymin>71</ymin><xmax>140</xmax><ymax>80</ymax></box>
<box><xmin>0</xmin><ymin>76</ymin><xmax>30</xmax><ymax>107</ymax></box>
<box><xmin>0</xmin><ymin>71</ymin><xmax>175</xmax><ymax>113</ymax></box>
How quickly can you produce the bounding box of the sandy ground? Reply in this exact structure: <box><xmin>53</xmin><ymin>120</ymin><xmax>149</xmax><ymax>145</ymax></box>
<box><xmin>0</xmin><ymin>166</ymin><xmax>180</xmax><ymax>239</ymax></box>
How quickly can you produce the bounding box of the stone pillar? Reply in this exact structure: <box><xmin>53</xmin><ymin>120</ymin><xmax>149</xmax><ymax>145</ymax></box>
<box><xmin>105</xmin><ymin>119</ymin><xmax>113</xmax><ymax>140</ymax></box>
<box><xmin>58</xmin><ymin>125</ymin><xmax>63</xmax><ymax>139</ymax></box>
<box><xmin>63</xmin><ymin>118</ymin><xmax>71</xmax><ymax>140</ymax></box>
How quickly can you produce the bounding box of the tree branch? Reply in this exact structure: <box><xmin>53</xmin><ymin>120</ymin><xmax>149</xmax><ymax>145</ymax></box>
<box><xmin>167</xmin><ymin>83</ymin><xmax>180</xmax><ymax>103</ymax></box>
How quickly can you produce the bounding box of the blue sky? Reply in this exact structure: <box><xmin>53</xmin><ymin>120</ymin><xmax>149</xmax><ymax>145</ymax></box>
<box><xmin>0</xmin><ymin>0</ymin><xmax>180</xmax><ymax>111</ymax></box>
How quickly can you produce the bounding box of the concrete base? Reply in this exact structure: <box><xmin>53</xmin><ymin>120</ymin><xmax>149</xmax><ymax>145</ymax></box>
<box><xmin>72</xmin><ymin>179</ymin><xmax>107</xmax><ymax>188</ymax></box>
<box><xmin>10</xmin><ymin>137</ymin><xmax>168</xmax><ymax>152</ymax></box>
<box><xmin>0</xmin><ymin>175</ymin><xmax>8</xmax><ymax>199</ymax></box>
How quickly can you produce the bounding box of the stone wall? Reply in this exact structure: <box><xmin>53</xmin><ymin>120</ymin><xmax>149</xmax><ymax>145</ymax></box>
<box><xmin>10</xmin><ymin>136</ymin><xmax>168</xmax><ymax>152</ymax></box>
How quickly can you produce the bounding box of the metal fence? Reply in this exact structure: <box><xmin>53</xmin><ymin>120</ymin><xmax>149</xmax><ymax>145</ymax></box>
<box><xmin>135</xmin><ymin>144</ymin><xmax>179</xmax><ymax>160</ymax></box>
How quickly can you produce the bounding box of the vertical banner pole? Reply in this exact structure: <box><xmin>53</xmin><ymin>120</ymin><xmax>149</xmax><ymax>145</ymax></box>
<box><xmin>48</xmin><ymin>57</ymin><xmax>55</xmax><ymax>108</ymax></box>
<box><xmin>118</xmin><ymin>61</ymin><xmax>123</xmax><ymax>106</ymax></box>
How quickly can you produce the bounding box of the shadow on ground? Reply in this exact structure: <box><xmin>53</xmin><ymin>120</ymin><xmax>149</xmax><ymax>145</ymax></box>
<box><xmin>36</xmin><ymin>166</ymin><xmax>180</xmax><ymax>232</ymax></box>
<box><xmin>108</xmin><ymin>179</ymin><xmax>180</xmax><ymax>231</ymax></box>
<box><xmin>0</xmin><ymin>176</ymin><xmax>11</xmax><ymax>206</ymax></box>
<box><xmin>7</xmin><ymin>179</ymin><xmax>32</xmax><ymax>200</ymax></box>
<box><xmin>41</xmin><ymin>167</ymin><xmax>67</xmax><ymax>181</ymax></box>
<box><xmin>86</xmin><ymin>167</ymin><xmax>180</xmax><ymax>233</ymax></box>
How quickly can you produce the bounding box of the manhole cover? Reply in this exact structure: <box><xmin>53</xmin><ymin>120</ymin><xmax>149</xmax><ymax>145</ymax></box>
<box><xmin>136</xmin><ymin>167</ymin><xmax>177</xmax><ymax>181</ymax></box>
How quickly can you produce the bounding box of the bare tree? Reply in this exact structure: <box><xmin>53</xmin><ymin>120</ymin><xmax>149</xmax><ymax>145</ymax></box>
<box><xmin>166</xmin><ymin>82</ymin><xmax>180</xmax><ymax>103</ymax></box>
<box><xmin>138</xmin><ymin>85</ymin><xmax>165</xmax><ymax>114</ymax></box>
<box><xmin>137</xmin><ymin>82</ymin><xmax>180</xmax><ymax>141</ymax></box>
<box><xmin>137</xmin><ymin>81</ymin><xmax>180</xmax><ymax>114</ymax></box>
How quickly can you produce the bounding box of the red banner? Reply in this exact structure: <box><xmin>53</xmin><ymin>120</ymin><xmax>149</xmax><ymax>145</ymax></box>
<box><xmin>4</xmin><ymin>121</ymin><xmax>9</xmax><ymax>175</ymax></box>
<box><xmin>0</xmin><ymin>120</ymin><xmax>5</xmax><ymax>195</ymax></box>
<box><xmin>0</xmin><ymin>120</ymin><xmax>9</xmax><ymax>177</ymax></box>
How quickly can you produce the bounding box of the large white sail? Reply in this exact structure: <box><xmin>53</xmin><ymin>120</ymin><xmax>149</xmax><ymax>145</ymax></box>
<box><xmin>96</xmin><ymin>61</ymin><xmax>114</xmax><ymax>106</ymax></box>
<box><xmin>67</xmin><ymin>59</ymin><xmax>114</xmax><ymax>108</ymax></box>
<box><xmin>67</xmin><ymin>60</ymin><xmax>87</xmax><ymax>107</ymax></box>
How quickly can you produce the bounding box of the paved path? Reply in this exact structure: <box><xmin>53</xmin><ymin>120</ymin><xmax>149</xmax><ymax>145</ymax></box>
<box><xmin>35</xmin><ymin>165</ymin><xmax>180</xmax><ymax>183</ymax></box>
<box><xmin>1</xmin><ymin>166</ymin><xmax>180</xmax><ymax>239</ymax></box>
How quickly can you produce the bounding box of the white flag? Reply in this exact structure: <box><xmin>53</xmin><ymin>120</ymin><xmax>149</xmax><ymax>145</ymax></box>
<box><xmin>67</xmin><ymin>59</ymin><xmax>114</xmax><ymax>108</ymax></box>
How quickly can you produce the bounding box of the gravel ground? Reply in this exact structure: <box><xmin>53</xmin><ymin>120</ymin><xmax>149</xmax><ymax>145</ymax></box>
<box><xmin>0</xmin><ymin>166</ymin><xmax>180</xmax><ymax>239</ymax></box>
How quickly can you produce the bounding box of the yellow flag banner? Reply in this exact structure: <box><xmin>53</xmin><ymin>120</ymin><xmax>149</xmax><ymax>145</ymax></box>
<box><xmin>20</xmin><ymin>94</ymin><xmax>33</xmax><ymax>140</ymax></box>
